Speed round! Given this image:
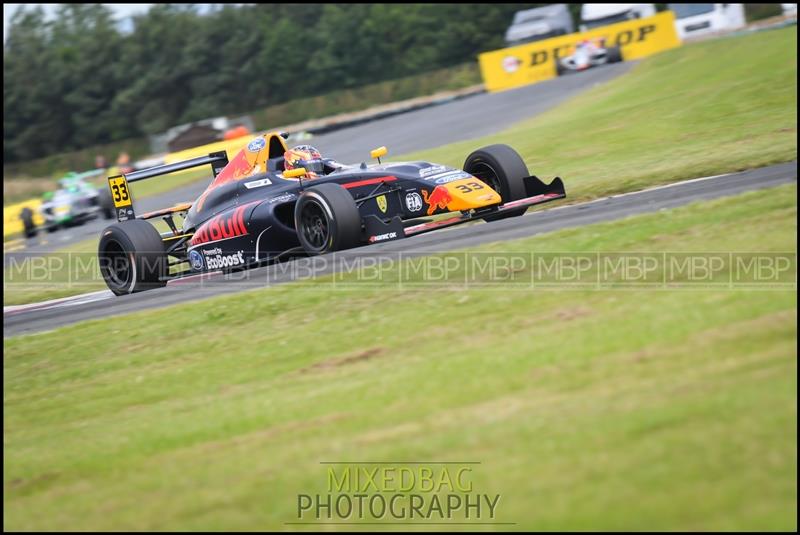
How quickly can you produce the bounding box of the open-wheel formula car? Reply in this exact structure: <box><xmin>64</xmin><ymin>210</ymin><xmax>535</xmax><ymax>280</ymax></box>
<box><xmin>555</xmin><ymin>38</ymin><xmax>623</xmax><ymax>76</ymax></box>
<box><xmin>97</xmin><ymin>132</ymin><xmax>566</xmax><ymax>295</ymax></box>
<box><xmin>25</xmin><ymin>171</ymin><xmax>115</xmax><ymax>237</ymax></box>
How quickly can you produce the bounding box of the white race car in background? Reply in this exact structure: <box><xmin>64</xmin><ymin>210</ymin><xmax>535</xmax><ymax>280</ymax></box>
<box><xmin>31</xmin><ymin>172</ymin><xmax>115</xmax><ymax>235</ymax></box>
<box><xmin>555</xmin><ymin>38</ymin><xmax>624</xmax><ymax>76</ymax></box>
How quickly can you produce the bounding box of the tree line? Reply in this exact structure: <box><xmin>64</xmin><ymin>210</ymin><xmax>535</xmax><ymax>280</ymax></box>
<box><xmin>3</xmin><ymin>3</ymin><xmax>538</xmax><ymax>164</ymax></box>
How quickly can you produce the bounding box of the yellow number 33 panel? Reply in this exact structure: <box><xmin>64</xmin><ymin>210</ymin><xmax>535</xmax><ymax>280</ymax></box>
<box><xmin>108</xmin><ymin>176</ymin><xmax>132</xmax><ymax>208</ymax></box>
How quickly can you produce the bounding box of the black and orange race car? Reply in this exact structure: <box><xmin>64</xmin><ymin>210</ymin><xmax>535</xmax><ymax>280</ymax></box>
<box><xmin>98</xmin><ymin>132</ymin><xmax>566</xmax><ymax>295</ymax></box>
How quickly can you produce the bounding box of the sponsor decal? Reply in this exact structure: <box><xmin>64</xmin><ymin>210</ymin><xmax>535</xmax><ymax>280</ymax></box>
<box><xmin>405</xmin><ymin>192</ymin><xmax>423</xmax><ymax>212</ymax></box>
<box><xmin>189</xmin><ymin>249</ymin><xmax>204</xmax><ymax>271</ymax></box>
<box><xmin>433</xmin><ymin>170</ymin><xmax>472</xmax><ymax>184</ymax></box>
<box><xmin>422</xmin><ymin>186</ymin><xmax>453</xmax><ymax>216</ymax></box>
<box><xmin>203</xmin><ymin>249</ymin><xmax>246</xmax><ymax>270</ymax></box>
<box><xmin>247</xmin><ymin>137</ymin><xmax>266</xmax><ymax>153</ymax></box>
<box><xmin>191</xmin><ymin>204</ymin><xmax>250</xmax><ymax>246</ymax></box>
<box><xmin>502</xmin><ymin>55</ymin><xmax>522</xmax><ymax>73</ymax></box>
<box><xmin>419</xmin><ymin>165</ymin><xmax>448</xmax><ymax>177</ymax></box>
<box><xmin>479</xmin><ymin>12</ymin><xmax>680</xmax><ymax>92</ymax></box>
<box><xmin>368</xmin><ymin>231</ymin><xmax>397</xmax><ymax>243</ymax></box>
<box><xmin>244</xmin><ymin>178</ymin><xmax>273</xmax><ymax>189</ymax></box>
<box><xmin>376</xmin><ymin>194</ymin><xmax>388</xmax><ymax>213</ymax></box>
<box><xmin>267</xmin><ymin>193</ymin><xmax>296</xmax><ymax>204</ymax></box>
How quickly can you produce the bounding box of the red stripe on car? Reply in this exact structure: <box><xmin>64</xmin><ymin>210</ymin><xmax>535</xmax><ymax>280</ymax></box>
<box><xmin>342</xmin><ymin>176</ymin><xmax>397</xmax><ymax>189</ymax></box>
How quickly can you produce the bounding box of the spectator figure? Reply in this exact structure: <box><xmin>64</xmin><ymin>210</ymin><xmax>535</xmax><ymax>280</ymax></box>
<box><xmin>95</xmin><ymin>154</ymin><xmax>107</xmax><ymax>170</ymax></box>
<box><xmin>117</xmin><ymin>151</ymin><xmax>133</xmax><ymax>174</ymax></box>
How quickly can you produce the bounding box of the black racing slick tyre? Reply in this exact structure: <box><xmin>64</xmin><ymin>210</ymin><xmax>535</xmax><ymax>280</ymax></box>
<box><xmin>294</xmin><ymin>183</ymin><xmax>362</xmax><ymax>255</ymax></box>
<box><xmin>464</xmin><ymin>144</ymin><xmax>529</xmax><ymax>222</ymax></box>
<box><xmin>606</xmin><ymin>46</ymin><xmax>623</xmax><ymax>63</ymax></box>
<box><xmin>20</xmin><ymin>207</ymin><xmax>37</xmax><ymax>238</ymax></box>
<box><xmin>98</xmin><ymin>220</ymin><xmax>168</xmax><ymax>296</ymax></box>
<box><xmin>98</xmin><ymin>187</ymin><xmax>115</xmax><ymax>219</ymax></box>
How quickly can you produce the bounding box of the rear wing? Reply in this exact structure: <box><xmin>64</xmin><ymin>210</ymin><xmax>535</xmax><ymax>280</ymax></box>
<box><xmin>108</xmin><ymin>151</ymin><xmax>229</xmax><ymax>222</ymax></box>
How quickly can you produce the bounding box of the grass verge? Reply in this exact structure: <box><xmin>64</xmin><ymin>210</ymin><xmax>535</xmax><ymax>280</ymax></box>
<box><xmin>3</xmin><ymin>184</ymin><xmax>796</xmax><ymax>530</ymax></box>
<box><xmin>401</xmin><ymin>26</ymin><xmax>797</xmax><ymax>203</ymax></box>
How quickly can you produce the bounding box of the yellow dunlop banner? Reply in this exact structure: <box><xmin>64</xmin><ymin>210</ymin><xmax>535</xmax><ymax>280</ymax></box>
<box><xmin>4</xmin><ymin>199</ymin><xmax>44</xmax><ymax>239</ymax></box>
<box><xmin>479</xmin><ymin>11</ymin><xmax>681</xmax><ymax>92</ymax></box>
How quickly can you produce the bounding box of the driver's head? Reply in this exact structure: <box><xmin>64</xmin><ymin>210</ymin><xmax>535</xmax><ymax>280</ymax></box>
<box><xmin>284</xmin><ymin>145</ymin><xmax>324</xmax><ymax>178</ymax></box>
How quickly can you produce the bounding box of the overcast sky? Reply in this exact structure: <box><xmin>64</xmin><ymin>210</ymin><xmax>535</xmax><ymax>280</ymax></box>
<box><xmin>4</xmin><ymin>4</ymin><xmax>154</xmax><ymax>40</ymax></box>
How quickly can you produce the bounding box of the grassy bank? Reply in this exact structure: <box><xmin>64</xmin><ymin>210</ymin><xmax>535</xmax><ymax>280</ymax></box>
<box><xmin>402</xmin><ymin>26</ymin><xmax>797</xmax><ymax>202</ymax></box>
<box><xmin>2</xmin><ymin>137</ymin><xmax>152</xmax><ymax>186</ymax></box>
<box><xmin>251</xmin><ymin>62</ymin><xmax>481</xmax><ymax>130</ymax></box>
<box><xmin>4</xmin><ymin>184</ymin><xmax>796</xmax><ymax>530</ymax></box>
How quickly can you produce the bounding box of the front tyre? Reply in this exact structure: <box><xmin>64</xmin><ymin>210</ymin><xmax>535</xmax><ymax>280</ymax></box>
<box><xmin>464</xmin><ymin>144</ymin><xmax>529</xmax><ymax>222</ymax></box>
<box><xmin>294</xmin><ymin>183</ymin><xmax>362</xmax><ymax>255</ymax></box>
<box><xmin>98</xmin><ymin>220</ymin><xmax>168</xmax><ymax>295</ymax></box>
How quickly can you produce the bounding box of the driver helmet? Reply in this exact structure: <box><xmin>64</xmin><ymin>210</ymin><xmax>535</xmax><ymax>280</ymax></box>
<box><xmin>284</xmin><ymin>145</ymin><xmax>324</xmax><ymax>178</ymax></box>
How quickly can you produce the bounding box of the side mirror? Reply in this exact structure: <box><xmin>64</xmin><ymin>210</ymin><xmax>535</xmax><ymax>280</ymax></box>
<box><xmin>283</xmin><ymin>168</ymin><xmax>306</xmax><ymax>178</ymax></box>
<box><xmin>370</xmin><ymin>146</ymin><xmax>388</xmax><ymax>164</ymax></box>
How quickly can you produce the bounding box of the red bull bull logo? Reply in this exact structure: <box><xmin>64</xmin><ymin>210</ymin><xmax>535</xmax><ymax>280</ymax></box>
<box><xmin>422</xmin><ymin>186</ymin><xmax>453</xmax><ymax>216</ymax></box>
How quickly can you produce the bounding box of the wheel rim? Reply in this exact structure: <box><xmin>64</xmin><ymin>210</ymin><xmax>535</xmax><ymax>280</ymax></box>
<box><xmin>468</xmin><ymin>160</ymin><xmax>502</xmax><ymax>195</ymax></box>
<box><xmin>100</xmin><ymin>240</ymin><xmax>133</xmax><ymax>289</ymax></box>
<box><xmin>300</xmin><ymin>200</ymin><xmax>330</xmax><ymax>250</ymax></box>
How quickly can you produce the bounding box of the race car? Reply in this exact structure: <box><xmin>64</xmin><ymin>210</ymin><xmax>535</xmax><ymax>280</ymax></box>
<box><xmin>555</xmin><ymin>38</ymin><xmax>623</xmax><ymax>76</ymax></box>
<box><xmin>33</xmin><ymin>171</ymin><xmax>115</xmax><ymax>234</ymax></box>
<box><xmin>97</xmin><ymin>132</ymin><xmax>566</xmax><ymax>295</ymax></box>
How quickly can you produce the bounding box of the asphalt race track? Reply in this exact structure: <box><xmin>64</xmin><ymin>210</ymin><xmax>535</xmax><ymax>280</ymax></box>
<box><xmin>4</xmin><ymin>161</ymin><xmax>796</xmax><ymax>337</ymax></box>
<box><xmin>7</xmin><ymin>62</ymin><xmax>633</xmax><ymax>259</ymax></box>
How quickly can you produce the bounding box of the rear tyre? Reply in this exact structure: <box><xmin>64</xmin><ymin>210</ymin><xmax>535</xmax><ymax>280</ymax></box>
<box><xmin>556</xmin><ymin>61</ymin><xmax>567</xmax><ymax>76</ymax></box>
<box><xmin>98</xmin><ymin>188</ymin><xmax>115</xmax><ymax>219</ymax></box>
<box><xmin>606</xmin><ymin>46</ymin><xmax>623</xmax><ymax>63</ymax></box>
<box><xmin>463</xmin><ymin>144</ymin><xmax>529</xmax><ymax>222</ymax></box>
<box><xmin>98</xmin><ymin>219</ymin><xmax>168</xmax><ymax>296</ymax></box>
<box><xmin>294</xmin><ymin>183</ymin><xmax>362</xmax><ymax>255</ymax></box>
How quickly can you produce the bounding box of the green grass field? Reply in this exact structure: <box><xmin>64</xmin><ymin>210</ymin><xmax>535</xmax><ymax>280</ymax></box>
<box><xmin>3</xmin><ymin>184</ymin><xmax>797</xmax><ymax>530</ymax></box>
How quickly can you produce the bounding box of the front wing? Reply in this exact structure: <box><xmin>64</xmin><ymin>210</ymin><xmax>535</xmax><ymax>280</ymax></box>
<box><xmin>365</xmin><ymin>175</ymin><xmax>566</xmax><ymax>243</ymax></box>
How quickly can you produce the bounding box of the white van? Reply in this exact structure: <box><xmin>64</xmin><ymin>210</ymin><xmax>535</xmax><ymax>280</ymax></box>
<box><xmin>669</xmin><ymin>4</ymin><xmax>746</xmax><ymax>39</ymax></box>
<box><xmin>504</xmin><ymin>4</ymin><xmax>575</xmax><ymax>47</ymax></box>
<box><xmin>579</xmin><ymin>4</ymin><xmax>656</xmax><ymax>31</ymax></box>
